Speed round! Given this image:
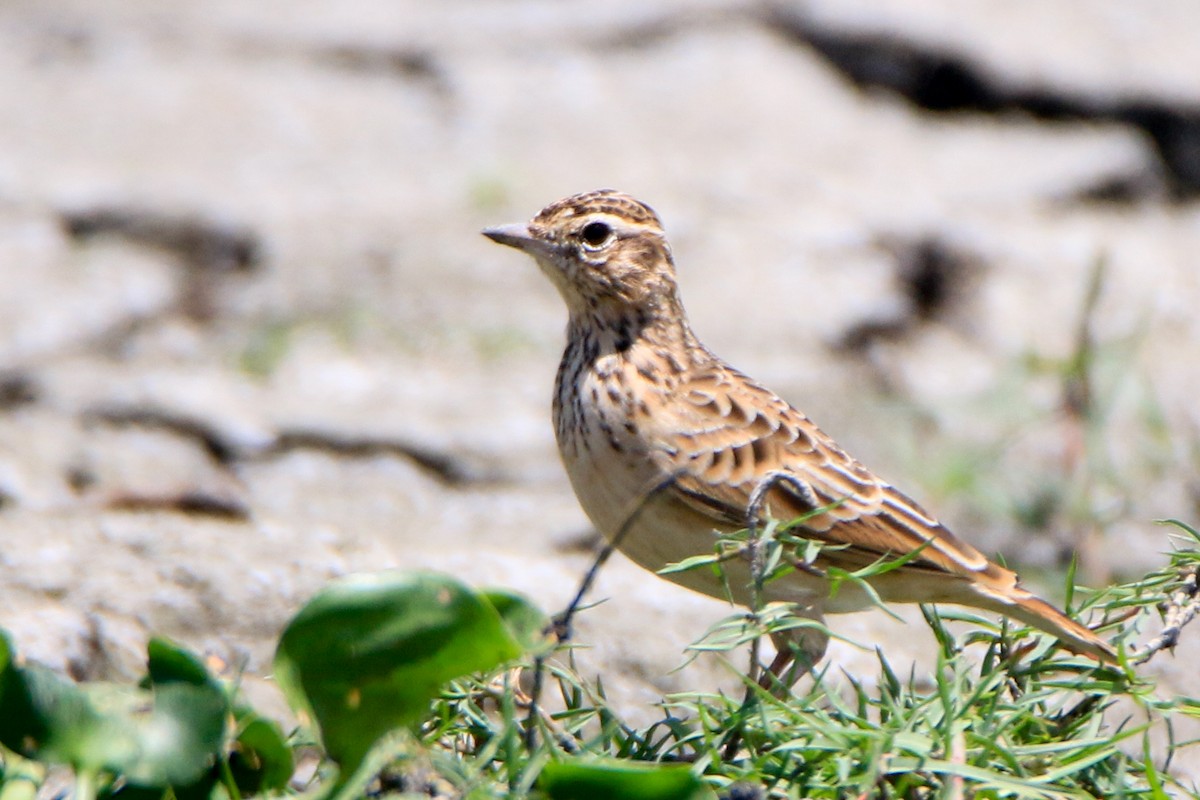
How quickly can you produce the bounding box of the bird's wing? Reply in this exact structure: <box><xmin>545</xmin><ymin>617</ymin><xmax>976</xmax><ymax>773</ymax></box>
<box><xmin>642</xmin><ymin>359</ymin><xmax>1116</xmax><ymax>661</ymax></box>
<box><xmin>654</xmin><ymin>363</ymin><xmax>1007</xmax><ymax>582</ymax></box>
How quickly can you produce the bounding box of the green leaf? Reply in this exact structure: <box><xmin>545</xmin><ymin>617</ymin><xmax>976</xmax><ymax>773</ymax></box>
<box><xmin>142</xmin><ymin>637</ymin><xmax>295</xmax><ymax>793</ymax></box>
<box><xmin>0</xmin><ymin>630</ymin><xmax>227</xmax><ymax>788</ymax></box>
<box><xmin>658</xmin><ymin>554</ymin><xmax>723</xmax><ymax>575</ymax></box>
<box><xmin>1157</xmin><ymin>517</ymin><xmax>1200</xmax><ymax>543</ymax></box>
<box><xmin>114</xmin><ymin>682</ymin><xmax>227</xmax><ymax>787</ymax></box>
<box><xmin>0</xmin><ymin>634</ymin><xmax>136</xmax><ymax>773</ymax></box>
<box><xmin>538</xmin><ymin>760</ymin><xmax>716</xmax><ymax>800</ymax></box>
<box><xmin>227</xmin><ymin>712</ymin><xmax>295</xmax><ymax>794</ymax></box>
<box><xmin>273</xmin><ymin>570</ymin><xmax>530</xmax><ymax>771</ymax></box>
<box><xmin>481</xmin><ymin>589</ymin><xmax>553</xmax><ymax>656</ymax></box>
<box><xmin>145</xmin><ymin>638</ymin><xmax>214</xmax><ymax>688</ymax></box>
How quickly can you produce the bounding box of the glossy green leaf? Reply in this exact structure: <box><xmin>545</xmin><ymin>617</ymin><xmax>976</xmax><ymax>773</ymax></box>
<box><xmin>273</xmin><ymin>571</ymin><xmax>531</xmax><ymax>771</ymax></box>
<box><xmin>145</xmin><ymin>638</ymin><xmax>214</xmax><ymax>688</ymax></box>
<box><xmin>538</xmin><ymin>761</ymin><xmax>716</xmax><ymax>800</ymax></box>
<box><xmin>481</xmin><ymin>589</ymin><xmax>553</xmax><ymax>656</ymax></box>
<box><xmin>0</xmin><ymin>631</ymin><xmax>134</xmax><ymax>772</ymax></box>
<box><xmin>115</xmin><ymin>682</ymin><xmax>227</xmax><ymax>787</ymax></box>
<box><xmin>227</xmin><ymin>711</ymin><xmax>295</xmax><ymax>794</ymax></box>
<box><xmin>0</xmin><ymin>630</ymin><xmax>226</xmax><ymax>788</ymax></box>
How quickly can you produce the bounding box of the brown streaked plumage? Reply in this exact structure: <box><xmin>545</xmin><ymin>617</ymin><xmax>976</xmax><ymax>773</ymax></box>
<box><xmin>483</xmin><ymin>189</ymin><xmax>1114</xmax><ymax>677</ymax></box>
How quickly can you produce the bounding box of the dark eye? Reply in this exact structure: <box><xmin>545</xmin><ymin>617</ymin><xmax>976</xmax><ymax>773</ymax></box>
<box><xmin>580</xmin><ymin>221</ymin><xmax>612</xmax><ymax>248</ymax></box>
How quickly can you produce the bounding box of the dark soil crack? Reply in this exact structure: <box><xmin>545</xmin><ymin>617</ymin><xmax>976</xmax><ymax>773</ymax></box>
<box><xmin>762</xmin><ymin>6</ymin><xmax>1200</xmax><ymax>201</ymax></box>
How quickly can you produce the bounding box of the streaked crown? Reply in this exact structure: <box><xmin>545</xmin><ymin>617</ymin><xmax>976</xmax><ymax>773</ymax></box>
<box><xmin>532</xmin><ymin>189</ymin><xmax>663</xmax><ymax>230</ymax></box>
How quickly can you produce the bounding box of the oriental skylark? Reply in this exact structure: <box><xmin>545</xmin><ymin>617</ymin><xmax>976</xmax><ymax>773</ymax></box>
<box><xmin>483</xmin><ymin>189</ymin><xmax>1114</xmax><ymax>677</ymax></box>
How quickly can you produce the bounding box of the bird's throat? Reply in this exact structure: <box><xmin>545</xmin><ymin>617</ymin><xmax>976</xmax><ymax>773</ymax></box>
<box><xmin>565</xmin><ymin>300</ymin><xmax>695</xmax><ymax>363</ymax></box>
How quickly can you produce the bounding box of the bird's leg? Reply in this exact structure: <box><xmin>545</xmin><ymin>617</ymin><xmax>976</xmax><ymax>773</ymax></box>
<box><xmin>758</xmin><ymin>609</ymin><xmax>829</xmax><ymax>693</ymax></box>
<box><xmin>745</xmin><ymin>470</ymin><xmax>818</xmax><ymax>598</ymax></box>
<box><xmin>747</xmin><ymin>471</ymin><xmax>818</xmax><ymax>529</ymax></box>
<box><xmin>759</xmin><ymin>648</ymin><xmax>797</xmax><ymax>692</ymax></box>
<box><xmin>745</xmin><ymin>473</ymin><xmax>824</xmax><ymax>694</ymax></box>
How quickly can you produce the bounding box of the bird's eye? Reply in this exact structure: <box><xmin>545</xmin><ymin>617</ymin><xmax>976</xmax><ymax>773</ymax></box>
<box><xmin>580</xmin><ymin>221</ymin><xmax>612</xmax><ymax>248</ymax></box>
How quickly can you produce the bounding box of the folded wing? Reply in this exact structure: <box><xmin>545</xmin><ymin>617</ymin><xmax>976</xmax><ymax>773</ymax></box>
<box><xmin>657</xmin><ymin>362</ymin><xmax>1007</xmax><ymax>583</ymax></box>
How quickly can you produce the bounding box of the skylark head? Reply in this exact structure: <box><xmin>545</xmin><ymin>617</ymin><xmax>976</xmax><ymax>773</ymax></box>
<box><xmin>483</xmin><ymin>189</ymin><xmax>679</xmax><ymax>317</ymax></box>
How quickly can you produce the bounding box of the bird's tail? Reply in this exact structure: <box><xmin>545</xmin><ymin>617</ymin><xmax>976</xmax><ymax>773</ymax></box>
<box><xmin>976</xmin><ymin>585</ymin><xmax>1116</xmax><ymax>662</ymax></box>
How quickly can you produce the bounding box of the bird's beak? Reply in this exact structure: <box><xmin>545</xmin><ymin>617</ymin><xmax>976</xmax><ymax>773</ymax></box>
<box><xmin>481</xmin><ymin>223</ymin><xmax>531</xmax><ymax>248</ymax></box>
<box><xmin>482</xmin><ymin>223</ymin><xmax>553</xmax><ymax>257</ymax></box>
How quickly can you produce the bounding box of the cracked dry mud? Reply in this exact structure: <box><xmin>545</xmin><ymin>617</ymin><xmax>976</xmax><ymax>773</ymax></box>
<box><xmin>2</xmin><ymin>0</ymin><xmax>1199</xmax><ymax>781</ymax></box>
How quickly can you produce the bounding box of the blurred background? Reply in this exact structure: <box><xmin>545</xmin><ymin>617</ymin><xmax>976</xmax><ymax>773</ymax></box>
<box><xmin>1</xmin><ymin>0</ymin><xmax>1198</xmax><ymax>776</ymax></box>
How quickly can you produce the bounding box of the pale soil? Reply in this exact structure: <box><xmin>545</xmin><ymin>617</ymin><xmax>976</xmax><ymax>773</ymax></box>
<box><xmin>1</xmin><ymin>0</ymin><xmax>1198</xmax><ymax>783</ymax></box>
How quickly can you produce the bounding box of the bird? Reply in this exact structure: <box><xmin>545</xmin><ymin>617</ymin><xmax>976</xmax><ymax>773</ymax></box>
<box><xmin>482</xmin><ymin>189</ymin><xmax>1115</xmax><ymax>681</ymax></box>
